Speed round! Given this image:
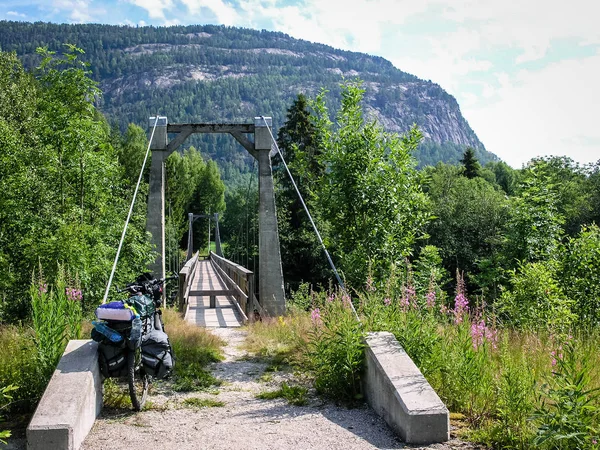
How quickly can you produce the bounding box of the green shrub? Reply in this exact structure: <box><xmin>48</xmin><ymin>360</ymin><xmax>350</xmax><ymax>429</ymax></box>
<box><xmin>256</xmin><ymin>382</ymin><xmax>308</xmax><ymax>406</ymax></box>
<box><xmin>307</xmin><ymin>296</ymin><xmax>364</xmax><ymax>402</ymax></box>
<box><xmin>496</xmin><ymin>261</ymin><xmax>575</xmax><ymax>331</ymax></box>
<box><xmin>560</xmin><ymin>225</ymin><xmax>600</xmax><ymax>327</ymax></box>
<box><xmin>533</xmin><ymin>341</ymin><xmax>600</xmax><ymax>449</ymax></box>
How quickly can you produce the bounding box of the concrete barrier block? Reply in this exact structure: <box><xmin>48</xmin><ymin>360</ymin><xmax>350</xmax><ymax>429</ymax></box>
<box><xmin>363</xmin><ymin>332</ymin><xmax>449</xmax><ymax>444</ymax></box>
<box><xmin>27</xmin><ymin>340</ymin><xmax>102</xmax><ymax>450</ymax></box>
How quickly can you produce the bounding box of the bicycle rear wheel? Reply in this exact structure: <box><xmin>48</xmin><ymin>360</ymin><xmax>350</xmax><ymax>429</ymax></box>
<box><xmin>127</xmin><ymin>347</ymin><xmax>149</xmax><ymax>411</ymax></box>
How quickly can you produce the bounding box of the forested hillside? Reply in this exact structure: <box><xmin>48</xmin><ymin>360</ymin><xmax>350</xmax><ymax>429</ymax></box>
<box><xmin>0</xmin><ymin>20</ymin><xmax>498</xmax><ymax>177</ymax></box>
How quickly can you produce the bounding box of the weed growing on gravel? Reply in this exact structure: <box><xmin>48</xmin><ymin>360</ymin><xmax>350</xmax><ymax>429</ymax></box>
<box><xmin>172</xmin><ymin>363</ymin><xmax>221</xmax><ymax>392</ymax></box>
<box><xmin>162</xmin><ymin>309</ymin><xmax>224</xmax><ymax>392</ymax></box>
<box><xmin>182</xmin><ymin>397</ymin><xmax>225</xmax><ymax>408</ymax></box>
<box><xmin>102</xmin><ymin>379</ymin><xmax>132</xmax><ymax>409</ymax></box>
<box><xmin>256</xmin><ymin>382</ymin><xmax>308</xmax><ymax>406</ymax></box>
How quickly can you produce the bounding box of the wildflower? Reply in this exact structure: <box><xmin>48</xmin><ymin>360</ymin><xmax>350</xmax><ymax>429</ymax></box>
<box><xmin>66</xmin><ymin>287</ymin><xmax>82</xmax><ymax>302</ymax></box>
<box><xmin>39</xmin><ymin>283</ymin><xmax>48</xmax><ymax>294</ymax></box>
<box><xmin>453</xmin><ymin>293</ymin><xmax>469</xmax><ymax>324</ymax></box>
<box><xmin>383</xmin><ymin>297</ymin><xmax>391</xmax><ymax>306</ymax></box>
<box><xmin>471</xmin><ymin>319</ymin><xmax>486</xmax><ymax>350</ymax></box>
<box><xmin>365</xmin><ymin>276</ymin><xmax>376</xmax><ymax>292</ymax></box>
<box><xmin>400</xmin><ymin>294</ymin><xmax>410</xmax><ymax>310</ymax></box>
<box><xmin>426</xmin><ymin>290</ymin><xmax>436</xmax><ymax>309</ymax></box>
<box><xmin>341</xmin><ymin>294</ymin><xmax>351</xmax><ymax>308</ymax></box>
<box><xmin>327</xmin><ymin>294</ymin><xmax>335</xmax><ymax>303</ymax></box>
<box><xmin>311</xmin><ymin>308</ymin><xmax>322</xmax><ymax>325</ymax></box>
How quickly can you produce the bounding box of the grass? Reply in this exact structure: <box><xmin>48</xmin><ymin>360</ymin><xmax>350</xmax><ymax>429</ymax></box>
<box><xmin>246</xmin><ymin>295</ymin><xmax>600</xmax><ymax>449</ymax></box>
<box><xmin>162</xmin><ymin>308</ymin><xmax>224</xmax><ymax>392</ymax></box>
<box><xmin>244</xmin><ymin>314</ymin><xmax>311</xmax><ymax>365</ymax></box>
<box><xmin>182</xmin><ymin>397</ymin><xmax>225</xmax><ymax>408</ymax></box>
<box><xmin>256</xmin><ymin>382</ymin><xmax>308</xmax><ymax>406</ymax></box>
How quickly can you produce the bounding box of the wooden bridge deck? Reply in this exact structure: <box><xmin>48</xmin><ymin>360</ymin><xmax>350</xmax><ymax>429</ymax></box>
<box><xmin>184</xmin><ymin>259</ymin><xmax>243</xmax><ymax>328</ymax></box>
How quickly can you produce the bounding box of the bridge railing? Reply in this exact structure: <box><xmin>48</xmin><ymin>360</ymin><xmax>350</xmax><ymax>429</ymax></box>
<box><xmin>209</xmin><ymin>251</ymin><xmax>260</xmax><ymax>319</ymax></box>
<box><xmin>178</xmin><ymin>251</ymin><xmax>199</xmax><ymax>313</ymax></box>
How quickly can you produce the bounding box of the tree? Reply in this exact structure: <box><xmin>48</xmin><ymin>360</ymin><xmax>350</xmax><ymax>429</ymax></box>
<box><xmin>312</xmin><ymin>80</ymin><xmax>431</xmax><ymax>287</ymax></box>
<box><xmin>0</xmin><ymin>47</ymin><xmax>155</xmax><ymax>320</ymax></box>
<box><xmin>424</xmin><ymin>163</ymin><xmax>509</xmax><ymax>296</ymax></box>
<box><xmin>503</xmin><ymin>161</ymin><xmax>564</xmax><ymax>265</ymax></box>
<box><xmin>460</xmin><ymin>147</ymin><xmax>481</xmax><ymax>179</ymax></box>
<box><xmin>274</xmin><ymin>94</ymin><xmax>329</xmax><ymax>289</ymax></box>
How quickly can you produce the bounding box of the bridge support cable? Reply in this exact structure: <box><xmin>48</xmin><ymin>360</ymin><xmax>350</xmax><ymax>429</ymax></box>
<box><xmin>102</xmin><ymin>115</ymin><xmax>160</xmax><ymax>304</ymax></box>
<box><xmin>259</xmin><ymin>116</ymin><xmax>359</xmax><ymax>321</ymax></box>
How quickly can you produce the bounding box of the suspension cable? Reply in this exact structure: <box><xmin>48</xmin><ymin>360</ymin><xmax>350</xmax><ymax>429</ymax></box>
<box><xmin>259</xmin><ymin>116</ymin><xmax>359</xmax><ymax>320</ymax></box>
<box><xmin>102</xmin><ymin>115</ymin><xmax>160</xmax><ymax>303</ymax></box>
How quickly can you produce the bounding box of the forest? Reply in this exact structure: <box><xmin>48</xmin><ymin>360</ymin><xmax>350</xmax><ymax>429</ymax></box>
<box><xmin>0</xmin><ymin>20</ymin><xmax>498</xmax><ymax>179</ymax></box>
<box><xmin>0</xmin><ymin>43</ymin><xmax>599</xmax><ymax>449</ymax></box>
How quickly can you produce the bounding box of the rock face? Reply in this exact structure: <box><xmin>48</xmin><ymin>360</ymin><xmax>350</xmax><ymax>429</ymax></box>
<box><xmin>0</xmin><ymin>21</ymin><xmax>497</xmax><ymax>165</ymax></box>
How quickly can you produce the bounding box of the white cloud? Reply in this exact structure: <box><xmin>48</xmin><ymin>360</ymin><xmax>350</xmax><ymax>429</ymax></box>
<box><xmin>6</xmin><ymin>11</ymin><xmax>27</xmax><ymax>17</ymax></box>
<box><xmin>181</xmin><ymin>0</ymin><xmax>239</xmax><ymax>25</ymax></box>
<box><xmin>127</xmin><ymin>0</ymin><xmax>174</xmax><ymax>20</ymax></box>
<box><xmin>463</xmin><ymin>54</ymin><xmax>600</xmax><ymax>167</ymax></box>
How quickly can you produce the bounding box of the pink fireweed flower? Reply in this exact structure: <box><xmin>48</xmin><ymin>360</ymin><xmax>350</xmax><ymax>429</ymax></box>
<box><xmin>426</xmin><ymin>290</ymin><xmax>436</xmax><ymax>309</ymax></box>
<box><xmin>66</xmin><ymin>287</ymin><xmax>83</xmax><ymax>302</ymax></box>
<box><xmin>400</xmin><ymin>295</ymin><xmax>410</xmax><ymax>310</ymax></box>
<box><xmin>39</xmin><ymin>283</ymin><xmax>48</xmax><ymax>294</ymax></box>
<box><xmin>327</xmin><ymin>294</ymin><xmax>335</xmax><ymax>303</ymax></box>
<box><xmin>311</xmin><ymin>308</ymin><xmax>322</xmax><ymax>325</ymax></box>
<box><xmin>342</xmin><ymin>294</ymin><xmax>351</xmax><ymax>308</ymax></box>
<box><xmin>471</xmin><ymin>318</ymin><xmax>498</xmax><ymax>350</ymax></box>
<box><xmin>366</xmin><ymin>276</ymin><xmax>376</xmax><ymax>292</ymax></box>
<box><xmin>471</xmin><ymin>320</ymin><xmax>484</xmax><ymax>350</ymax></box>
<box><xmin>384</xmin><ymin>297</ymin><xmax>391</xmax><ymax>306</ymax></box>
<box><xmin>453</xmin><ymin>293</ymin><xmax>469</xmax><ymax>324</ymax></box>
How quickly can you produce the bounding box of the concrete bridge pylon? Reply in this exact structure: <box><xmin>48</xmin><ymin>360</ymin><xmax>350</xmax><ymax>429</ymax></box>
<box><xmin>146</xmin><ymin>116</ymin><xmax>285</xmax><ymax>316</ymax></box>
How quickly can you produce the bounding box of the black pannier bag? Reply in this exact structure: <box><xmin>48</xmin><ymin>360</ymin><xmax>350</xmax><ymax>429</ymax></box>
<box><xmin>97</xmin><ymin>341</ymin><xmax>127</xmax><ymax>378</ymax></box>
<box><xmin>91</xmin><ymin>325</ymin><xmax>128</xmax><ymax>378</ymax></box>
<box><xmin>140</xmin><ymin>328</ymin><xmax>174</xmax><ymax>379</ymax></box>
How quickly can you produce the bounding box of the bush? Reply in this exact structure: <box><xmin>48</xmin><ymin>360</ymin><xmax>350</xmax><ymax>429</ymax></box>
<box><xmin>561</xmin><ymin>225</ymin><xmax>600</xmax><ymax>327</ymax></box>
<box><xmin>307</xmin><ymin>295</ymin><xmax>364</xmax><ymax>402</ymax></box>
<box><xmin>496</xmin><ymin>261</ymin><xmax>575</xmax><ymax>331</ymax></box>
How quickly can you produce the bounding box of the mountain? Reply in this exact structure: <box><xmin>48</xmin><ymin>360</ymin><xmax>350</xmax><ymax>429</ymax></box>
<box><xmin>0</xmin><ymin>21</ymin><xmax>498</xmax><ymax>175</ymax></box>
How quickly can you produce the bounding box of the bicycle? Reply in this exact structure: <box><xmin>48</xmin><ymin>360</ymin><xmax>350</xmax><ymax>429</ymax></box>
<box><xmin>93</xmin><ymin>274</ymin><xmax>177</xmax><ymax>411</ymax></box>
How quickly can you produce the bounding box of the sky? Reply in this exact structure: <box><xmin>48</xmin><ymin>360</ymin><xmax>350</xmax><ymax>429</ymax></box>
<box><xmin>1</xmin><ymin>0</ymin><xmax>599</xmax><ymax>168</ymax></box>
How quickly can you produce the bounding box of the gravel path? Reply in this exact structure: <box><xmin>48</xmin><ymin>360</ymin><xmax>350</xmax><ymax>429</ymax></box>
<box><xmin>77</xmin><ymin>328</ymin><xmax>480</xmax><ymax>450</ymax></box>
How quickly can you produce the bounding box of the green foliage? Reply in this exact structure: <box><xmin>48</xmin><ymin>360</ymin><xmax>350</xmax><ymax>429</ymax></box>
<box><xmin>460</xmin><ymin>147</ymin><xmax>482</xmax><ymax>179</ymax></box>
<box><xmin>312</xmin><ymin>80</ymin><xmax>431</xmax><ymax>286</ymax></box>
<box><xmin>496</xmin><ymin>261</ymin><xmax>575</xmax><ymax>331</ymax></box>
<box><xmin>505</xmin><ymin>161</ymin><xmax>565</xmax><ymax>264</ymax></box>
<box><xmin>424</xmin><ymin>163</ymin><xmax>508</xmax><ymax>291</ymax></box>
<box><xmin>256</xmin><ymin>382</ymin><xmax>308</xmax><ymax>406</ymax></box>
<box><xmin>30</xmin><ymin>267</ymin><xmax>83</xmax><ymax>379</ymax></box>
<box><xmin>275</xmin><ymin>94</ymin><xmax>330</xmax><ymax>289</ymax></box>
<box><xmin>533</xmin><ymin>341</ymin><xmax>600</xmax><ymax>449</ymax></box>
<box><xmin>166</xmin><ymin>146</ymin><xmax>225</xmax><ymax>256</ymax></box>
<box><xmin>560</xmin><ymin>225</ymin><xmax>600</xmax><ymax>327</ymax></box>
<box><xmin>307</xmin><ymin>296</ymin><xmax>365</xmax><ymax>403</ymax></box>
<box><xmin>0</xmin><ymin>384</ymin><xmax>17</xmax><ymax>444</ymax></box>
<box><xmin>182</xmin><ymin>397</ymin><xmax>225</xmax><ymax>408</ymax></box>
<box><xmin>0</xmin><ymin>47</ymin><xmax>153</xmax><ymax>320</ymax></box>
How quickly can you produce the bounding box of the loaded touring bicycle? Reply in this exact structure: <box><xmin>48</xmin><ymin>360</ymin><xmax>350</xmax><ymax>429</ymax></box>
<box><xmin>91</xmin><ymin>273</ymin><xmax>176</xmax><ymax>410</ymax></box>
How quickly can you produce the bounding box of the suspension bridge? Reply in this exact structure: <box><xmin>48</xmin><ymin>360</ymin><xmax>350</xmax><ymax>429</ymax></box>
<box><xmin>24</xmin><ymin>116</ymin><xmax>451</xmax><ymax>450</ymax></box>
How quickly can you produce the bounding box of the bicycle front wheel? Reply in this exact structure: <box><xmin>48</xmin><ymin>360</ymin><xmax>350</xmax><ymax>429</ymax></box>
<box><xmin>127</xmin><ymin>348</ymin><xmax>149</xmax><ymax>411</ymax></box>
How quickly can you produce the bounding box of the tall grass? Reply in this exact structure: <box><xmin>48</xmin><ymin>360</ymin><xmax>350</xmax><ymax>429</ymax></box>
<box><xmin>162</xmin><ymin>309</ymin><xmax>224</xmax><ymax>391</ymax></box>
<box><xmin>246</xmin><ymin>288</ymin><xmax>600</xmax><ymax>448</ymax></box>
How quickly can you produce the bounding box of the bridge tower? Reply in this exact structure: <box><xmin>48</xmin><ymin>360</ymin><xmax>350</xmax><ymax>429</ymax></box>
<box><xmin>146</xmin><ymin>116</ymin><xmax>285</xmax><ymax>316</ymax></box>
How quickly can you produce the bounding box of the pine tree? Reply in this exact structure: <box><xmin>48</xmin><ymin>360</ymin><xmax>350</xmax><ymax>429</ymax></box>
<box><xmin>461</xmin><ymin>147</ymin><xmax>482</xmax><ymax>179</ymax></box>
